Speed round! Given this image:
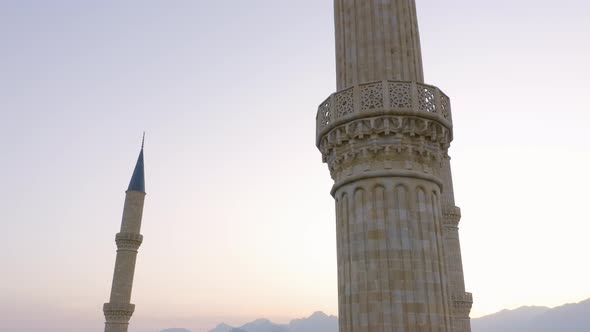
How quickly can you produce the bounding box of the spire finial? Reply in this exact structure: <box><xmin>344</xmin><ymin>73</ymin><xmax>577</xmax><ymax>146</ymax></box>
<box><xmin>141</xmin><ymin>132</ymin><xmax>145</xmax><ymax>149</ymax></box>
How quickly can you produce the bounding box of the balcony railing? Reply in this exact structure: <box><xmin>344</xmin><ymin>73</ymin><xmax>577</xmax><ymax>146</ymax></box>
<box><xmin>316</xmin><ymin>81</ymin><xmax>452</xmax><ymax>138</ymax></box>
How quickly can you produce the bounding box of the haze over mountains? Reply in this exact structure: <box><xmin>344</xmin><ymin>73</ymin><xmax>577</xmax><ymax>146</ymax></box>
<box><xmin>472</xmin><ymin>298</ymin><xmax>590</xmax><ymax>332</ymax></box>
<box><xmin>161</xmin><ymin>298</ymin><xmax>590</xmax><ymax>332</ymax></box>
<box><xmin>161</xmin><ymin>312</ymin><xmax>338</xmax><ymax>332</ymax></box>
<box><xmin>208</xmin><ymin>311</ymin><xmax>338</xmax><ymax>332</ymax></box>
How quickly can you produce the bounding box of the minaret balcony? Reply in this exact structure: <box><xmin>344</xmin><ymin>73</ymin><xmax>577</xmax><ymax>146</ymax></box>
<box><xmin>316</xmin><ymin>81</ymin><xmax>452</xmax><ymax>145</ymax></box>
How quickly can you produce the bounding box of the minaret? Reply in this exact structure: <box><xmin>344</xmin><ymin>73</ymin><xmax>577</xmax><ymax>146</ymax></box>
<box><xmin>316</xmin><ymin>1</ymin><xmax>472</xmax><ymax>331</ymax></box>
<box><xmin>103</xmin><ymin>139</ymin><xmax>146</xmax><ymax>332</ymax></box>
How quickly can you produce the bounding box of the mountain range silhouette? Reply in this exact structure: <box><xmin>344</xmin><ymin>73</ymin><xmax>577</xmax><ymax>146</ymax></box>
<box><xmin>161</xmin><ymin>298</ymin><xmax>590</xmax><ymax>332</ymax></box>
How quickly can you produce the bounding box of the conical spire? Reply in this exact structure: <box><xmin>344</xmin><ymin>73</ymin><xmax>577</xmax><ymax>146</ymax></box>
<box><xmin>127</xmin><ymin>135</ymin><xmax>145</xmax><ymax>192</ymax></box>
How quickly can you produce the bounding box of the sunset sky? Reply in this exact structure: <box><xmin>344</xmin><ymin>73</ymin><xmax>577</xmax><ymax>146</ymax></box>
<box><xmin>1</xmin><ymin>1</ymin><xmax>590</xmax><ymax>331</ymax></box>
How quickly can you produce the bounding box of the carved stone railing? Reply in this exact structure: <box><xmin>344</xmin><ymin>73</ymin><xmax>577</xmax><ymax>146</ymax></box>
<box><xmin>115</xmin><ymin>232</ymin><xmax>143</xmax><ymax>252</ymax></box>
<box><xmin>316</xmin><ymin>81</ymin><xmax>452</xmax><ymax>144</ymax></box>
<box><xmin>103</xmin><ymin>302</ymin><xmax>135</xmax><ymax>323</ymax></box>
<box><xmin>452</xmin><ymin>292</ymin><xmax>474</xmax><ymax>317</ymax></box>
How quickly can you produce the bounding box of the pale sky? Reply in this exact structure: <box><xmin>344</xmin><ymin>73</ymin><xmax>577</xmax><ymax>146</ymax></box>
<box><xmin>1</xmin><ymin>1</ymin><xmax>590</xmax><ymax>332</ymax></box>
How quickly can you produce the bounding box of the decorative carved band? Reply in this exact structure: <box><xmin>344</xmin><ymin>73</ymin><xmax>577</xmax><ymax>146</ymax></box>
<box><xmin>316</xmin><ymin>80</ymin><xmax>452</xmax><ymax>142</ymax></box>
<box><xmin>452</xmin><ymin>292</ymin><xmax>473</xmax><ymax>318</ymax></box>
<box><xmin>318</xmin><ymin>115</ymin><xmax>450</xmax><ymax>182</ymax></box>
<box><xmin>330</xmin><ymin>169</ymin><xmax>444</xmax><ymax>196</ymax></box>
<box><xmin>442</xmin><ymin>205</ymin><xmax>462</xmax><ymax>229</ymax></box>
<box><xmin>115</xmin><ymin>232</ymin><xmax>143</xmax><ymax>251</ymax></box>
<box><xmin>103</xmin><ymin>302</ymin><xmax>135</xmax><ymax>323</ymax></box>
<box><xmin>319</xmin><ymin>115</ymin><xmax>451</xmax><ymax>156</ymax></box>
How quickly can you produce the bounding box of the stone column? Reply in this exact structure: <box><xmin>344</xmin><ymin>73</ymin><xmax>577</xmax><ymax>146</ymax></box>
<box><xmin>334</xmin><ymin>0</ymin><xmax>424</xmax><ymax>90</ymax></box>
<box><xmin>104</xmin><ymin>146</ymin><xmax>146</xmax><ymax>332</ymax></box>
<box><xmin>321</xmin><ymin>96</ymin><xmax>454</xmax><ymax>331</ymax></box>
<box><xmin>104</xmin><ymin>190</ymin><xmax>145</xmax><ymax>332</ymax></box>
<box><xmin>316</xmin><ymin>1</ymin><xmax>471</xmax><ymax>331</ymax></box>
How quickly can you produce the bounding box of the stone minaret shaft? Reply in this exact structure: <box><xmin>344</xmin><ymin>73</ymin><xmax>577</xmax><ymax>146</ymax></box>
<box><xmin>103</xmin><ymin>146</ymin><xmax>146</xmax><ymax>332</ymax></box>
<box><xmin>316</xmin><ymin>1</ymin><xmax>472</xmax><ymax>331</ymax></box>
<box><xmin>335</xmin><ymin>0</ymin><xmax>424</xmax><ymax>89</ymax></box>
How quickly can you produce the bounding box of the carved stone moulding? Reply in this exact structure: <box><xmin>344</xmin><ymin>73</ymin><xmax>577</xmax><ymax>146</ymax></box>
<box><xmin>452</xmin><ymin>292</ymin><xmax>474</xmax><ymax>317</ymax></box>
<box><xmin>318</xmin><ymin>115</ymin><xmax>450</xmax><ymax>181</ymax></box>
<box><xmin>442</xmin><ymin>205</ymin><xmax>462</xmax><ymax>229</ymax></box>
<box><xmin>316</xmin><ymin>80</ymin><xmax>453</xmax><ymax>145</ymax></box>
<box><xmin>103</xmin><ymin>302</ymin><xmax>135</xmax><ymax>323</ymax></box>
<box><xmin>319</xmin><ymin>115</ymin><xmax>451</xmax><ymax>152</ymax></box>
<box><xmin>329</xmin><ymin>169</ymin><xmax>444</xmax><ymax>196</ymax></box>
<box><xmin>326</xmin><ymin>140</ymin><xmax>444</xmax><ymax>178</ymax></box>
<box><xmin>319</xmin><ymin>115</ymin><xmax>450</xmax><ymax>156</ymax></box>
<box><xmin>115</xmin><ymin>232</ymin><xmax>143</xmax><ymax>251</ymax></box>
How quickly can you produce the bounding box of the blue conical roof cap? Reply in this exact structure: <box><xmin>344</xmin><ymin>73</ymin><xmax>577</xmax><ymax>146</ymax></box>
<box><xmin>127</xmin><ymin>148</ymin><xmax>145</xmax><ymax>192</ymax></box>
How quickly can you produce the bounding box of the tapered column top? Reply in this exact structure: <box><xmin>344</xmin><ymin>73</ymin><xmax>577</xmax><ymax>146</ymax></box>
<box><xmin>334</xmin><ymin>0</ymin><xmax>424</xmax><ymax>90</ymax></box>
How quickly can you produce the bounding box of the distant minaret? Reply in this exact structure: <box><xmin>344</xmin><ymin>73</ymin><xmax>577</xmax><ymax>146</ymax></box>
<box><xmin>316</xmin><ymin>1</ymin><xmax>472</xmax><ymax>331</ymax></box>
<box><xmin>103</xmin><ymin>138</ymin><xmax>146</xmax><ymax>332</ymax></box>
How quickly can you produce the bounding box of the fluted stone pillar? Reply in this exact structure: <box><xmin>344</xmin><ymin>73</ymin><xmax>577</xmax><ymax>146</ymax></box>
<box><xmin>104</xmin><ymin>147</ymin><xmax>146</xmax><ymax>332</ymax></box>
<box><xmin>316</xmin><ymin>1</ymin><xmax>471</xmax><ymax>331</ymax></box>
<box><xmin>335</xmin><ymin>0</ymin><xmax>424</xmax><ymax>89</ymax></box>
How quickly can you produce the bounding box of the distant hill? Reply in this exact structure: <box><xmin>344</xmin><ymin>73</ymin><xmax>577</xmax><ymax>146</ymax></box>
<box><xmin>472</xmin><ymin>306</ymin><xmax>551</xmax><ymax>332</ymax></box>
<box><xmin>204</xmin><ymin>311</ymin><xmax>337</xmax><ymax>332</ymax></box>
<box><xmin>239</xmin><ymin>318</ymin><xmax>289</xmax><ymax>332</ymax></box>
<box><xmin>472</xmin><ymin>298</ymin><xmax>590</xmax><ymax>332</ymax></box>
<box><xmin>289</xmin><ymin>311</ymin><xmax>338</xmax><ymax>332</ymax></box>
<box><xmin>162</xmin><ymin>298</ymin><xmax>590</xmax><ymax>332</ymax></box>
<box><xmin>209</xmin><ymin>323</ymin><xmax>233</xmax><ymax>332</ymax></box>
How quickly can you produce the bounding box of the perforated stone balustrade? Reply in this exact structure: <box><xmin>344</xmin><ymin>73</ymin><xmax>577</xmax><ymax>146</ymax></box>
<box><xmin>316</xmin><ymin>81</ymin><xmax>452</xmax><ymax>142</ymax></box>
